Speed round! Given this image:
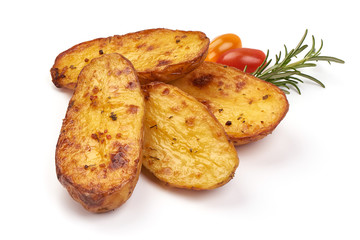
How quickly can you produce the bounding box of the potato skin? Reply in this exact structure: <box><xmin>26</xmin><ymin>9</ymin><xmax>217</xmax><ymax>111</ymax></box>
<box><xmin>141</xmin><ymin>82</ymin><xmax>239</xmax><ymax>190</ymax></box>
<box><xmin>55</xmin><ymin>53</ymin><xmax>144</xmax><ymax>213</ymax></box>
<box><xmin>170</xmin><ymin>62</ymin><xmax>289</xmax><ymax>145</ymax></box>
<box><xmin>51</xmin><ymin>28</ymin><xmax>209</xmax><ymax>89</ymax></box>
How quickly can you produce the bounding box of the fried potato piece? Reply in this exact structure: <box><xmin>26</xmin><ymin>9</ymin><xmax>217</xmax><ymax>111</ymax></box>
<box><xmin>55</xmin><ymin>53</ymin><xmax>145</xmax><ymax>213</ymax></box>
<box><xmin>141</xmin><ymin>82</ymin><xmax>239</xmax><ymax>190</ymax></box>
<box><xmin>170</xmin><ymin>62</ymin><xmax>289</xmax><ymax>145</ymax></box>
<box><xmin>51</xmin><ymin>28</ymin><xmax>209</xmax><ymax>89</ymax></box>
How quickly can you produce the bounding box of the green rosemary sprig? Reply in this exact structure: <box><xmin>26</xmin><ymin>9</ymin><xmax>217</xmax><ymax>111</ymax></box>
<box><xmin>252</xmin><ymin>29</ymin><xmax>345</xmax><ymax>94</ymax></box>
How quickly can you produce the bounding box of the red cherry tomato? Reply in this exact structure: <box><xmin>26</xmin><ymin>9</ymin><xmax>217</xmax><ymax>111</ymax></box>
<box><xmin>205</xmin><ymin>33</ymin><xmax>242</xmax><ymax>62</ymax></box>
<box><xmin>216</xmin><ymin>48</ymin><xmax>266</xmax><ymax>73</ymax></box>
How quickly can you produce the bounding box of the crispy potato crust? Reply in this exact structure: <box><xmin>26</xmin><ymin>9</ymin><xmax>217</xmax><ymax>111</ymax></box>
<box><xmin>141</xmin><ymin>82</ymin><xmax>239</xmax><ymax>190</ymax></box>
<box><xmin>51</xmin><ymin>28</ymin><xmax>209</xmax><ymax>89</ymax></box>
<box><xmin>170</xmin><ymin>62</ymin><xmax>289</xmax><ymax>145</ymax></box>
<box><xmin>55</xmin><ymin>53</ymin><xmax>145</xmax><ymax>213</ymax></box>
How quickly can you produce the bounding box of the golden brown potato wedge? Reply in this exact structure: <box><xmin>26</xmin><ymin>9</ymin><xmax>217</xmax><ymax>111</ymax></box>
<box><xmin>170</xmin><ymin>62</ymin><xmax>289</xmax><ymax>145</ymax></box>
<box><xmin>55</xmin><ymin>53</ymin><xmax>145</xmax><ymax>213</ymax></box>
<box><xmin>51</xmin><ymin>28</ymin><xmax>209</xmax><ymax>89</ymax></box>
<box><xmin>141</xmin><ymin>82</ymin><xmax>239</xmax><ymax>190</ymax></box>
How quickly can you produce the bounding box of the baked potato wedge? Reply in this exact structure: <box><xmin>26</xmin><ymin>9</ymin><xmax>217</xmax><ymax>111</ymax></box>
<box><xmin>141</xmin><ymin>82</ymin><xmax>239</xmax><ymax>190</ymax></box>
<box><xmin>55</xmin><ymin>53</ymin><xmax>145</xmax><ymax>213</ymax></box>
<box><xmin>51</xmin><ymin>28</ymin><xmax>209</xmax><ymax>89</ymax></box>
<box><xmin>170</xmin><ymin>61</ymin><xmax>289</xmax><ymax>145</ymax></box>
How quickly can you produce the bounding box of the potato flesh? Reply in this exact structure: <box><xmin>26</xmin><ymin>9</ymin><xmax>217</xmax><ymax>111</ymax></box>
<box><xmin>51</xmin><ymin>28</ymin><xmax>209</xmax><ymax>89</ymax></box>
<box><xmin>55</xmin><ymin>53</ymin><xmax>144</xmax><ymax>212</ymax></box>
<box><xmin>170</xmin><ymin>62</ymin><xmax>289</xmax><ymax>145</ymax></box>
<box><xmin>142</xmin><ymin>82</ymin><xmax>239</xmax><ymax>190</ymax></box>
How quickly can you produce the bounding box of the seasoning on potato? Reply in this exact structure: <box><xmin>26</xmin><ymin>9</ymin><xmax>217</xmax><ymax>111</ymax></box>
<box><xmin>170</xmin><ymin>61</ymin><xmax>289</xmax><ymax>145</ymax></box>
<box><xmin>55</xmin><ymin>53</ymin><xmax>145</xmax><ymax>213</ymax></box>
<box><xmin>141</xmin><ymin>82</ymin><xmax>239</xmax><ymax>190</ymax></box>
<box><xmin>51</xmin><ymin>28</ymin><xmax>209</xmax><ymax>89</ymax></box>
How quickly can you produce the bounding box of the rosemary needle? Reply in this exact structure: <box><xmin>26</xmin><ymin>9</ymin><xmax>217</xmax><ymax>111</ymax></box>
<box><xmin>252</xmin><ymin>29</ymin><xmax>345</xmax><ymax>94</ymax></box>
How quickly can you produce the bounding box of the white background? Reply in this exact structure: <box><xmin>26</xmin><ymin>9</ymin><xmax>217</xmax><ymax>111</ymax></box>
<box><xmin>1</xmin><ymin>0</ymin><xmax>359</xmax><ymax>239</ymax></box>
